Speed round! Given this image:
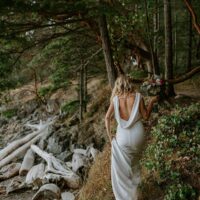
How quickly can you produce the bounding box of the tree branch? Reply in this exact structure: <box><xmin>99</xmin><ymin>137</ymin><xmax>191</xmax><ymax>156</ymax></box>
<box><xmin>183</xmin><ymin>0</ymin><xmax>200</xmax><ymax>35</ymax></box>
<box><xmin>7</xmin><ymin>28</ymin><xmax>82</xmax><ymax>68</ymax></box>
<box><xmin>168</xmin><ymin>66</ymin><xmax>200</xmax><ymax>84</ymax></box>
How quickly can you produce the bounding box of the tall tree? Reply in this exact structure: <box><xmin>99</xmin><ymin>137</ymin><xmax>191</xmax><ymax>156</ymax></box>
<box><xmin>164</xmin><ymin>0</ymin><xmax>175</xmax><ymax>96</ymax></box>
<box><xmin>187</xmin><ymin>11</ymin><xmax>192</xmax><ymax>72</ymax></box>
<box><xmin>98</xmin><ymin>14</ymin><xmax>118</xmax><ymax>88</ymax></box>
<box><xmin>144</xmin><ymin>0</ymin><xmax>160</xmax><ymax>76</ymax></box>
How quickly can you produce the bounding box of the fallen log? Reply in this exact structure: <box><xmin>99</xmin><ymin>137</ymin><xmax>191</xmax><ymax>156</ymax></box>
<box><xmin>0</xmin><ymin>163</ymin><xmax>21</xmax><ymax>181</ymax></box>
<box><xmin>32</xmin><ymin>183</ymin><xmax>61</xmax><ymax>200</ymax></box>
<box><xmin>26</xmin><ymin>163</ymin><xmax>45</xmax><ymax>189</ymax></box>
<box><xmin>0</xmin><ymin>133</ymin><xmax>42</xmax><ymax>168</ymax></box>
<box><xmin>0</xmin><ymin>131</ymin><xmax>39</xmax><ymax>161</ymax></box>
<box><xmin>0</xmin><ymin>117</ymin><xmax>56</xmax><ymax>168</ymax></box>
<box><xmin>19</xmin><ymin>149</ymin><xmax>35</xmax><ymax>176</ymax></box>
<box><xmin>31</xmin><ymin>145</ymin><xmax>81</xmax><ymax>189</ymax></box>
<box><xmin>72</xmin><ymin>153</ymin><xmax>89</xmax><ymax>173</ymax></box>
<box><xmin>6</xmin><ymin>176</ymin><xmax>29</xmax><ymax>194</ymax></box>
<box><xmin>0</xmin><ymin>117</ymin><xmax>55</xmax><ymax>161</ymax></box>
<box><xmin>43</xmin><ymin>173</ymin><xmax>66</xmax><ymax>188</ymax></box>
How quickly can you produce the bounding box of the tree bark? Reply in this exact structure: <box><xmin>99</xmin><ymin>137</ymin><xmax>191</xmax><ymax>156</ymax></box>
<box><xmin>83</xmin><ymin>64</ymin><xmax>87</xmax><ymax>112</ymax></box>
<box><xmin>144</xmin><ymin>0</ymin><xmax>160</xmax><ymax>76</ymax></box>
<box><xmin>98</xmin><ymin>11</ymin><xmax>118</xmax><ymax>88</ymax></box>
<box><xmin>173</xmin><ymin>0</ymin><xmax>177</xmax><ymax>69</ymax></box>
<box><xmin>184</xmin><ymin>0</ymin><xmax>200</xmax><ymax>35</ymax></box>
<box><xmin>79</xmin><ymin>62</ymin><xmax>84</xmax><ymax>123</ymax></box>
<box><xmin>187</xmin><ymin>10</ymin><xmax>192</xmax><ymax>71</ymax></box>
<box><xmin>164</xmin><ymin>0</ymin><xmax>175</xmax><ymax>96</ymax></box>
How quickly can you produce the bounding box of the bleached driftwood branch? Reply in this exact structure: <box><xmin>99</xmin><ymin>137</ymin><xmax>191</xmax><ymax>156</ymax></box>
<box><xmin>32</xmin><ymin>183</ymin><xmax>61</xmax><ymax>200</ymax></box>
<box><xmin>0</xmin><ymin>163</ymin><xmax>21</xmax><ymax>181</ymax></box>
<box><xmin>19</xmin><ymin>149</ymin><xmax>35</xmax><ymax>175</ymax></box>
<box><xmin>0</xmin><ymin>117</ymin><xmax>56</xmax><ymax>169</ymax></box>
<box><xmin>26</xmin><ymin>163</ymin><xmax>45</xmax><ymax>189</ymax></box>
<box><xmin>31</xmin><ymin>145</ymin><xmax>81</xmax><ymax>189</ymax></box>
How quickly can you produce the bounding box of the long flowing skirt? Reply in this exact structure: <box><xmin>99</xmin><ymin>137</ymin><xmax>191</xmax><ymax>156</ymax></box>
<box><xmin>111</xmin><ymin>120</ymin><xmax>146</xmax><ymax>200</ymax></box>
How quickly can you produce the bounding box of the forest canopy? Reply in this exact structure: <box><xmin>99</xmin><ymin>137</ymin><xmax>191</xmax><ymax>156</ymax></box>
<box><xmin>0</xmin><ymin>0</ymin><xmax>200</xmax><ymax>95</ymax></box>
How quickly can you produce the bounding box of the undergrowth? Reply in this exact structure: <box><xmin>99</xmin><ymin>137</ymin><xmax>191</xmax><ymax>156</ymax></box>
<box><xmin>78</xmin><ymin>143</ymin><xmax>114</xmax><ymax>200</ymax></box>
<box><xmin>77</xmin><ymin>102</ymin><xmax>200</xmax><ymax>200</ymax></box>
<box><xmin>139</xmin><ymin>102</ymin><xmax>200</xmax><ymax>200</ymax></box>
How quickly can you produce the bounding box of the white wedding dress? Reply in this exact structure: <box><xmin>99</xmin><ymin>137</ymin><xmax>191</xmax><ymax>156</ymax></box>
<box><xmin>111</xmin><ymin>92</ymin><xmax>146</xmax><ymax>200</ymax></box>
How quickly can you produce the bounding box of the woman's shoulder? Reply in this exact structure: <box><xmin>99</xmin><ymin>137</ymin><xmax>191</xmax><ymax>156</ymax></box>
<box><xmin>112</xmin><ymin>95</ymin><xmax>117</xmax><ymax>103</ymax></box>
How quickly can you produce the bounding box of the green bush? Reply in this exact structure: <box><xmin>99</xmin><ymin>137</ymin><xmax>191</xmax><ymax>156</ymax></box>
<box><xmin>61</xmin><ymin>100</ymin><xmax>79</xmax><ymax>116</ymax></box>
<box><xmin>38</xmin><ymin>85</ymin><xmax>54</xmax><ymax>97</ymax></box>
<box><xmin>2</xmin><ymin>108</ymin><xmax>18</xmax><ymax>119</ymax></box>
<box><xmin>129</xmin><ymin>69</ymin><xmax>148</xmax><ymax>79</ymax></box>
<box><xmin>140</xmin><ymin>103</ymin><xmax>200</xmax><ymax>200</ymax></box>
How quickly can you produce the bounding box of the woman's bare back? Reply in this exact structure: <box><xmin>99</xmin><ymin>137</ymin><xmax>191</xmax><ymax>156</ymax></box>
<box><xmin>117</xmin><ymin>93</ymin><xmax>136</xmax><ymax>121</ymax></box>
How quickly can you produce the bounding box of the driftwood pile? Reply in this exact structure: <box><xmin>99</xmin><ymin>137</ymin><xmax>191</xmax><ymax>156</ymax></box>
<box><xmin>0</xmin><ymin>117</ymin><xmax>99</xmax><ymax>200</ymax></box>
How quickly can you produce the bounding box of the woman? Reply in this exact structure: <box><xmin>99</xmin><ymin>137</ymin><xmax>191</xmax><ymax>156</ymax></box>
<box><xmin>105</xmin><ymin>74</ymin><xmax>159</xmax><ymax>200</ymax></box>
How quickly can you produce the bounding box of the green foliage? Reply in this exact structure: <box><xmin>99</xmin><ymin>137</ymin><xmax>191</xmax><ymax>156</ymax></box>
<box><xmin>129</xmin><ymin>69</ymin><xmax>148</xmax><ymax>79</ymax></box>
<box><xmin>38</xmin><ymin>85</ymin><xmax>54</xmax><ymax>97</ymax></box>
<box><xmin>61</xmin><ymin>100</ymin><xmax>79</xmax><ymax>116</ymax></box>
<box><xmin>164</xmin><ymin>183</ymin><xmax>196</xmax><ymax>200</ymax></box>
<box><xmin>140</xmin><ymin>103</ymin><xmax>200</xmax><ymax>199</ymax></box>
<box><xmin>2</xmin><ymin>108</ymin><xmax>18</xmax><ymax>119</ymax></box>
<box><xmin>50</xmin><ymin>68</ymin><xmax>69</xmax><ymax>89</ymax></box>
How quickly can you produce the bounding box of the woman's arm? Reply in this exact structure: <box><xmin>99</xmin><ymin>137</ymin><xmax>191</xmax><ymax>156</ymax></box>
<box><xmin>139</xmin><ymin>95</ymin><xmax>159</xmax><ymax>120</ymax></box>
<box><xmin>105</xmin><ymin>101</ymin><xmax>115</xmax><ymax>144</ymax></box>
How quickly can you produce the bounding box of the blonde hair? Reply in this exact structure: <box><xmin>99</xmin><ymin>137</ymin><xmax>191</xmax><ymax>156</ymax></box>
<box><xmin>110</xmin><ymin>74</ymin><xmax>136</xmax><ymax>102</ymax></box>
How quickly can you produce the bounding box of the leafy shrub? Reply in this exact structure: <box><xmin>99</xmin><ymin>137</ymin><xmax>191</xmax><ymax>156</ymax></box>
<box><xmin>50</xmin><ymin>67</ymin><xmax>69</xmax><ymax>89</ymax></box>
<box><xmin>140</xmin><ymin>103</ymin><xmax>200</xmax><ymax>200</ymax></box>
<box><xmin>129</xmin><ymin>69</ymin><xmax>148</xmax><ymax>79</ymax></box>
<box><xmin>61</xmin><ymin>100</ymin><xmax>79</xmax><ymax>116</ymax></box>
<box><xmin>38</xmin><ymin>85</ymin><xmax>54</xmax><ymax>97</ymax></box>
<box><xmin>2</xmin><ymin>108</ymin><xmax>18</xmax><ymax>119</ymax></box>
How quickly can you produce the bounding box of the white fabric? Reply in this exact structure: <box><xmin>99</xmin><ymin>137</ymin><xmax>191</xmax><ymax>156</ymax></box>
<box><xmin>111</xmin><ymin>92</ymin><xmax>146</xmax><ymax>200</ymax></box>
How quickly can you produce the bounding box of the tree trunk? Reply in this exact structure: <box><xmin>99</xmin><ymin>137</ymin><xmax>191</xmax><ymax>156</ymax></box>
<box><xmin>144</xmin><ymin>0</ymin><xmax>160</xmax><ymax>76</ymax></box>
<box><xmin>98</xmin><ymin>12</ymin><xmax>118</xmax><ymax>88</ymax></box>
<box><xmin>164</xmin><ymin>0</ymin><xmax>175</xmax><ymax>96</ymax></box>
<box><xmin>83</xmin><ymin>64</ymin><xmax>87</xmax><ymax>112</ymax></box>
<box><xmin>153</xmin><ymin>0</ymin><xmax>159</xmax><ymax>53</ymax></box>
<box><xmin>173</xmin><ymin>0</ymin><xmax>178</xmax><ymax>70</ymax></box>
<box><xmin>184</xmin><ymin>0</ymin><xmax>200</xmax><ymax>35</ymax></box>
<box><xmin>187</xmin><ymin>11</ymin><xmax>192</xmax><ymax>71</ymax></box>
<box><xmin>79</xmin><ymin>63</ymin><xmax>84</xmax><ymax>123</ymax></box>
<box><xmin>196</xmin><ymin>38</ymin><xmax>200</xmax><ymax>59</ymax></box>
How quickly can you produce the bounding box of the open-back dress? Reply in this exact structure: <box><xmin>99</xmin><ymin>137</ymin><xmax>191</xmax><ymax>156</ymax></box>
<box><xmin>111</xmin><ymin>92</ymin><xmax>146</xmax><ymax>200</ymax></box>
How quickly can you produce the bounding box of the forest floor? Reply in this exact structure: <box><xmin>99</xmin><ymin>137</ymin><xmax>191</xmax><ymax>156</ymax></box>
<box><xmin>0</xmin><ymin>76</ymin><xmax>199</xmax><ymax>200</ymax></box>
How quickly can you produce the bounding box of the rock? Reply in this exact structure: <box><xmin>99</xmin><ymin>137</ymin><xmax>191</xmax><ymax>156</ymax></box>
<box><xmin>61</xmin><ymin>191</ymin><xmax>75</xmax><ymax>200</ymax></box>
<box><xmin>32</xmin><ymin>183</ymin><xmax>61</xmax><ymax>200</ymax></box>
